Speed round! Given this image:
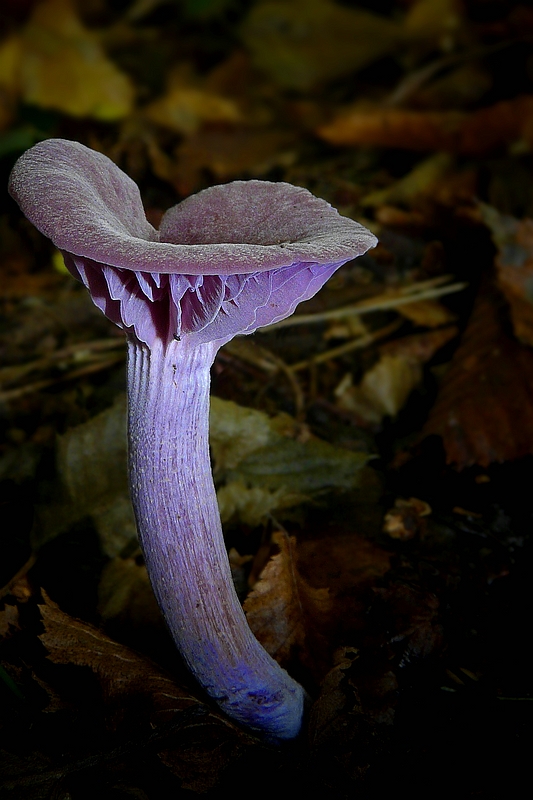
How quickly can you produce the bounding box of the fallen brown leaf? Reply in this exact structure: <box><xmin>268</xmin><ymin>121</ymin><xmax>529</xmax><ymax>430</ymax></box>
<box><xmin>336</xmin><ymin>327</ymin><xmax>458</xmax><ymax>425</ymax></box>
<box><xmin>423</xmin><ymin>278</ymin><xmax>533</xmax><ymax>467</ymax></box>
<box><xmin>244</xmin><ymin>531</ymin><xmax>332</xmax><ymax>677</ymax></box>
<box><xmin>318</xmin><ymin>95</ymin><xmax>533</xmax><ymax>155</ymax></box>
<box><xmin>171</xmin><ymin>127</ymin><xmax>297</xmax><ymax>195</ymax></box>
<box><xmin>380</xmin><ymin>325</ymin><xmax>459</xmax><ymax>360</ymax></box>
<box><xmin>297</xmin><ymin>533</ymin><xmax>392</xmax><ymax>641</ymax></box>
<box><xmin>396</xmin><ymin>299</ymin><xmax>457</xmax><ymax>327</ymax></box>
<box><xmin>39</xmin><ymin>593</ymin><xmax>256</xmax><ymax>792</ymax></box>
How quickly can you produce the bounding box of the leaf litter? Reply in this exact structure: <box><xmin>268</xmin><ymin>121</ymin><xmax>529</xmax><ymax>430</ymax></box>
<box><xmin>1</xmin><ymin>0</ymin><xmax>533</xmax><ymax>796</ymax></box>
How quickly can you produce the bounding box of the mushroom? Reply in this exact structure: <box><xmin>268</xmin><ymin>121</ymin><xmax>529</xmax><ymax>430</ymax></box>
<box><xmin>8</xmin><ymin>139</ymin><xmax>377</xmax><ymax>740</ymax></box>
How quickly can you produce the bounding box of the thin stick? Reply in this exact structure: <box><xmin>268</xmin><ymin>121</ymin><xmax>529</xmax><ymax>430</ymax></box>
<box><xmin>290</xmin><ymin>318</ymin><xmax>403</xmax><ymax>372</ymax></box>
<box><xmin>264</xmin><ymin>278</ymin><xmax>467</xmax><ymax>331</ymax></box>
<box><xmin>0</xmin><ymin>338</ymin><xmax>123</xmax><ymax>387</ymax></box>
<box><xmin>0</xmin><ymin>354</ymin><xmax>124</xmax><ymax>402</ymax></box>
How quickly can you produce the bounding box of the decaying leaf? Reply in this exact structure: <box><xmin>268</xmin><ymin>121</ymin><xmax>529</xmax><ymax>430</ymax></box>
<box><xmin>318</xmin><ymin>95</ymin><xmax>533</xmax><ymax>155</ymax></box>
<box><xmin>210</xmin><ymin>396</ymin><xmax>278</xmax><ymax>468</ymax></box>
<box><xmin>395</xmin><ymin>299</ymin><xmax>457</xmax><ymax>327</ymax></box>
<box><xmin>484</xmin><ymin>204</ymin><xmax>533</xmax><ymax>347</ymax></box>
<box><xmin>297</xmin><ymin>533</ymin><xmax>392</xmax><ymax>629</ymax></box>
<box><xmin>39</xmin><ymin>593</ymin><xmax>256</xmax><ymax>792</ymax></box>
<box><xmin>217</xmin><ymin>481</ymin><xmax>304</xmax><ymax>526</ymax></box>
<box><xmin>336</xmin><ymin>354</ymin><xmax>423</xmax><ymax>424</ymax></box>
<box><xmin>362</xmin><ymin>153</ymin><xmax>455</xmax><ymax>209</ymax></box>
<box><xmin>39</xmin><ymin>592</ymin><xmax>193</xmax><ymax>715</ymax></box>
<box><xmin>423</xmin><ymin>279</ymin><xmax>533</xmax><ymax>467</ymax></box>
<box><xmin>281</xmin><ymin>531</ymin><xmax>394</xmax><ymax>678</ymax></box>
<box><xmin>34</xmin><ymin>394</ymin><xmax>135</xmax><ymax>555</ymax></box>
<box><xmin>1</xmin><ymin>0</ymin><xmax>134</xmax><ymax>120</ymax></box>
<box><xmin>212</xmin><ymin>397</ymin><xmax>371</xmax><ymax>515</ymax></box>
<box><xmin>380</xmin><ymin>325</ymin><xmax>458</xmax><ymax>361</ymax></box>
<box><xmin>241</xmin><ymin>0</ymin><xmax>402</xmax><ymax>90</ymax></box>
<box><xmin>35</xmin><ymin>394</ymin><xmax>371</xmax><ymax>553</ymax></box>
<box><xmin>144</xmin><ymin>69</ymin><xmax>242</xmax><ymax>135</ymax></box>
<box><xmin>171</xmin><ymin>127</ymin><xmax>297</xmax><ymax>195</ymax></box>
<box><xmin>244</xmin><ymin>531</ymin><xmax>332</xmax><ymax>673</ymax></box>
<box><xmin>335</xmin><ymin>327</ymin><xmax>458</xmax><ymax>425</ymax></box>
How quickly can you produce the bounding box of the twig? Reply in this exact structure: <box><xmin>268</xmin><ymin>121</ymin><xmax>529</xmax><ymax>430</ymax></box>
<box><xmin>0</xmin><ymin>554</ymin><xmax>36</xmax><ymax>599</ymax></box>
<box><xmin>222</xmin><ymin>339</ymin><xmax>305</xmax><ymax>418</ymax></box>
<box><xmin>0</xmin><ymin>338</ymin><xmax>124</xmax><ymax>387</ymax></box>
<box><xmin>263</xmin><ymin>351</ymin><xmax>306</xmax><ymax>420</ymax></box>
<box><xmin>290</xmin><ymin>318</ymin><xmax>403</xmax><ymax>372</ymax></box>
<box><xmin>263</xmin><ymin>278</ymin><xmax>467</xmax><ymax>331</ymax></box>
<box><xmin>0</xmin><ymin>354</ymin><xmax>125</xmax><ymax>403</ymax></box>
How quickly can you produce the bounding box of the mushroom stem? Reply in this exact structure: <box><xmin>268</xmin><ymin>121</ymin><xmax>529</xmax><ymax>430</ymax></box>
<box><xmin>127</xmin><ymin>335</ymin><xmax>305</xmax><ymax>740</ymax></box>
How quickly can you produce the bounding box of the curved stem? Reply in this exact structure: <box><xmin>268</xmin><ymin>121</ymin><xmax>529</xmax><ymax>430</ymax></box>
<box><xmin>127</xmin><ymin>336</ymin><xmax>305</xmax><ymax>740</ymax></box>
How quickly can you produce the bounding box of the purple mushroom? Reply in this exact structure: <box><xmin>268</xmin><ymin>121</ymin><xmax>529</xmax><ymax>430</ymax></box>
<box><xmin>8</xmin><ymin>139</ymin><xmax>376</xmax><ymax>741</ymax></box>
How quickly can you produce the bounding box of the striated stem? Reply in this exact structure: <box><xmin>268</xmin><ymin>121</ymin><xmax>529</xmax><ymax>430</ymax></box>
<box><xmin>127</xmin><ymin>336</ymin><xmax>305</xmax><ymax>740</ymax></box>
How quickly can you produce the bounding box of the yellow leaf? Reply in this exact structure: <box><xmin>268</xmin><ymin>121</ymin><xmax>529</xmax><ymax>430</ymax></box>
<box><xmin>0</xmin><ymin>35</ymin><xmax>22</xmax><ymax>91</ymax></box>
<box><xmin>336</xmin><ymin>327</ymin><xmax>458</xmax><ymax>424</ymax></box>
<box><xmin>19</xmin><ymin>0</ymin><xmax>134</xmax><ymax>120</ymax></box>
<box><xmin>404</xmin><ymin>0</ymin><xmax>462</xmax><ymax>49</ymax></box>
<box><xmin>397</xmin><ymin>299</ymin><xmax>456</xmax><ymax>327</ymax></box>
<box><xmin>146</xmin><ymin>84</ymin><xmax>242</xmax><ymax>135</ymax></box>
<box><xmin>362</xmin><ymin>153</ymin><xmax>454</xmax><ymax>208</ymax></box>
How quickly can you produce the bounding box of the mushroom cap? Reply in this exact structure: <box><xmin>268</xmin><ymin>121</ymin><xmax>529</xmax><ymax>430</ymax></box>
<box><xmin>9</xmin><ymin>138</ymin><xmax>377</xmax><ymax>345</ymax></box>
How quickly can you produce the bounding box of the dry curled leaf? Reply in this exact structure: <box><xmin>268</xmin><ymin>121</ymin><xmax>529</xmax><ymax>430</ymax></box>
<box><xmin>244</xmin><ymin>531</ymin><xmax>332</xmax><ymax>674</ymax></box>
<box><xmin>423</xmin><ymin>279</ymin><xmax>533</xmax><ymax>467</ymax></box>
